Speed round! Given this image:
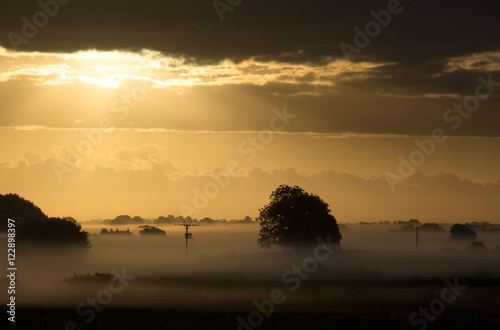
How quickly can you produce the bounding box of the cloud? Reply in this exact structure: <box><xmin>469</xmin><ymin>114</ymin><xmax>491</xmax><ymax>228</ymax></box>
<box><xmin>1</xmin><ymin>2</ymin><xmax>500</xmax><ymax>140</ymax></box>
<box><xmin>444</xmin><ymin>52</ymin><xmax>500</xmax><ymax>74</ymax></box>
<box><xmin>3</xmin><ymin>151</ymin><xmax>499</xmax><ymax>222</ymax></box>
<box><xmin>109</xmin><ymin>145</ymin><xmax>181</xmax><ymax>173</ymax></box>
<box><xmin>0</xmin><ymin>47</ymin><xmax>384</xmax><ymax>91</ymax></box>
<box><xmin>22</xmin><ymin>149</ymin><xmax>43</xmax><ymax>165</ymax></box>
<box><xmin>0</xmin><ymin>0</ymin><xmax>498</xmax><ymax>66</ymax></box>
<box><xmin>111</xmin><ymin>144</ymin><xmax>164</xmax><ymax>163</ymax></box>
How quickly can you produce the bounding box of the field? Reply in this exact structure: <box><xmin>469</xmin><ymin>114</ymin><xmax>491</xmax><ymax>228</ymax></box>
<box><xmin>2</xmin><ymin>224</ymin><xmax>500</xmax><ymax>329</ymax></box>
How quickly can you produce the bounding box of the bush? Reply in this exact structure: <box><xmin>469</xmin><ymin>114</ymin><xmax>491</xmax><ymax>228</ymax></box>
<box><xmin>139</xmin><ymin>225</ymin><xmax>166</xmax><ymax>236</ymax></box>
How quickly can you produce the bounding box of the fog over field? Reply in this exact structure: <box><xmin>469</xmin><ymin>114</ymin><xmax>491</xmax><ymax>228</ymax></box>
<box><xmin>1</xmin><ymin>216</ymin><xmax>500</xmax><ymax>330</ymax></box>
<box><xmin>3</xmin><ymin>223</ymin><xmax>499</xmax><ymax>310</ymax></box>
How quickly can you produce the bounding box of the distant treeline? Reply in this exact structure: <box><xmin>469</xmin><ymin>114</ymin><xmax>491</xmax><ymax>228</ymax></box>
<box><xmin>356</xmin><ymin>219</ymin><xmax>500</xmax><ymax>233</ymax></box>
<box><xmin>82</xmin><ymin>215</ymin><xmax>257</xmax><ymax>226</ymax></box>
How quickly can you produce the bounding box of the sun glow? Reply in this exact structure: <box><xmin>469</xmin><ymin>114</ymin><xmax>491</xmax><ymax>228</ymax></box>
<box><xmin>0</xmin><ymin>47</ymin><xmax>384</xmax><ymax>91</ymax></box>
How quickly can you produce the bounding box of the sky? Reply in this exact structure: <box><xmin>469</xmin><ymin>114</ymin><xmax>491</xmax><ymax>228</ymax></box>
<box><xmin>0</xmin><ymin>0</ymin><xmax>499</xmax><ymax>222</ymax></box>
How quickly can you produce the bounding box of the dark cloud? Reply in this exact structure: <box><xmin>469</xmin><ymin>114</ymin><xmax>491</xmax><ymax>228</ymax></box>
<box><xmin>1</xmin><ymin>0</ymin><xmax>500</xmax><ymax>136</ymax></box>
<box><xmin>1</xmin><ymin>0</ymin><xmax>499</xmax><ymax>64</ymax></box>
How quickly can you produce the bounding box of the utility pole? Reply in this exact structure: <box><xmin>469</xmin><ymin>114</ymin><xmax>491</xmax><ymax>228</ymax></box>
<box><xmin>416</xmin><ymin>226</ymin><xmax>419</xmax><ymax>252</ymax></box>
<box><xmin>176</xmin><ymin>222</ymin><xmax>198</xmax><ymax>260</ymax></box>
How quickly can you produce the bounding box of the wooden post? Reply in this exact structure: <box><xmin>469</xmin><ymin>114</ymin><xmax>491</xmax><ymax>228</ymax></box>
<box><xmin>416</xmin><ymin>226</ymin><xmax>419</xmax><ymax>252</ymax></box>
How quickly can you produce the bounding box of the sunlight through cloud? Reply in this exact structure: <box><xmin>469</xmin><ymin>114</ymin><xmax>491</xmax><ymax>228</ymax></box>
<box><xmin>0</xmin><ymin>47</ymin><xmax>385</xmax><ymax>91</ymax></box>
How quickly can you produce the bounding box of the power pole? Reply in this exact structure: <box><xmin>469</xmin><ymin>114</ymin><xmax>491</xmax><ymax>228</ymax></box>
<box><xmin>416</xmin><ymin>226</ymin><xmax>419</xmax><ymax>252</ymax></box>
<box><xmin>176</xmin><ymin>222</ymin><xmax>198</xmax><ymax>260</ymax></box>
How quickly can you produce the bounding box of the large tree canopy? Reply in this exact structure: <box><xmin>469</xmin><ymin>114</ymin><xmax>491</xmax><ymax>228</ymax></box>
<box><xmin>0</xmin><ymin>193</ymin><xmax>47</xmax><ymax>231</ymax></box>
<box><xmin>0</xmin><ymin>193</ymin><xmax>90</xmax><ymax>249</ymax></box>
<box><xmin>449</xmin><ymin>224</ymin><xmax>477</xmax><ymax>242</ymax></box>
<box><xmin>257</xmin><ymin>185</ymin><xmax>342</xmax><ymax>249</ymax></box>
<box><xmin>18</xmin><ymin>217</ymin><xmax>90</xmax><ymax>248</ymax></box>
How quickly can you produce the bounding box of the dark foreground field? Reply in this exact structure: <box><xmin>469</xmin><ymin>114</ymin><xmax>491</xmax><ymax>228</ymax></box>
<box><xmin>5</xmin><ymin>275</ymin><xmax>500</xmax><ymax>330</ymax></box>
<box><xmin>3</xmin><ymin>243</ymin><xmax>500</xmax><ymax>329</ymax></box>
<box><xmin>8</xmin><ymin>295</ymin><xmax>500</xmax><ymax>330</ymax></box>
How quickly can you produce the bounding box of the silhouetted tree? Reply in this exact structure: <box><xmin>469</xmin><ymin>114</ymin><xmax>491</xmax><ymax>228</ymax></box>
<box><xmin>449</xmin><ymin>224</ymin><xmax>477</xmax><ymax>242</ymax></box>
<box><xmin>0</xmin><ymin>193</ymin><xmax>90</xmax><ymax>249</ymax></box>
<box><xmin>465</xmin><ymin>222</ymin><xmax>488</xmax><ymax>232</ymax></box>
<box><xmin>200</xmin><ymin>217</ymin><xmax>216</xmax><ymax>225</ymax></box>
<box><xmin>61</xmin><ymin>272</ymin><xmax>115</xmax><ymax>287</ymax></box>
<box><xmin>0</xmin><ymin>193</ymin><xmax>47</xmax><ymax>231</ymax></box>
<box><xmin>419</xmin><ymin>223</ymin><xmax>445</xmax><ymax>232</ymax></box>
<box><xmin>155</xmin><ymin>215</ymin><xmax>178</xmax><ymax>224</ymax></box>
<box><xmin>229</xmin><ymin>216</ymin><xmax>256</xmax><ymax>224</ymax></box>
<box><xmin>257</xmin><ymin>185</ymin><xmax>342</xmax><ymax>249</ymax></box>
<box><xmin>400</xmin><ymin>224</ymin><xmax>415</xmax><ymax>231</ymax></box>
<box><xmin>468</xmin><ymin>241</ymin><xmax>486</xmax><ymax>251</ymax></box>
<box><xmin>100</xmin><ymin>228</ymin><xmax>109</xmax><ymax>235</ymax></box>
<box><xmin>64</xmin><ymin>217</ymin><xmax>78</xmax><ymax>224</ymax></box>
<box><xmin>242</xmin><ymin>216</ymin><xmax>254</xmax><ymax>224</ymax></box>
<box><xmin>110</xmin><ymin>215</ymin><xmax>132</xmax><ymax>225</ymax></box>
<box><xmin>110</xmin><ymin>215</ymin><xmax>144</xmax><ymax>225</ymax></box>
<box><xmin>18</xmin><ymin>217</ymin><xmax>90</xmax><ymax>248</ymax></box>
<box><xmin>139</xmin><ymin>225</ymin><xmax>166</xmax><ymax>236</ymax></box>
<box><xmin>131</xmin><ymin>216</ymin><xmax>144</xmax><ymax>224</ymax></box>
<box><xmin>409</xmin><ymin>219</ymin><xmax>421</xmax><ymax>225</ymax></box>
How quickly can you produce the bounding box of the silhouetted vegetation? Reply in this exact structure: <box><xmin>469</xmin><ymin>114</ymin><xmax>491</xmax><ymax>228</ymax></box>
<box><xmin>465</xmin><ymin>222</ymin><xmax>490</xmax><ymax>232</ymax></box>
<box><xmin>89</xmin><ymin>214</ymin><xmax>259</xmax><ymax>226</ymax></box>
<box><xmin>103</xmin><ymin>228</ymin><xmax>134</xmax><ymax>235</ymax></box>
<box><xmin>419</xmin><ymin>223</ymin><xmax>445</xmax><ymax>232</ymax></box>
<box><xmin>199</xmin><ymin>217</ymin><xmax>217</xmax><ymax>225</ymax></box>
<box><xmin>61</xmin><ymin>272</ymin><xmax>115</xmax><ymax>285</ymax></box>
<box><xmin>400</xmin><ymin>224</ymin><xmax>415</xmax><ymax>232</ymax></box>
<box><xmin>449</xmin><ymin>223</ymin><xmax>477</xmax><ymax>242</ymax></box>
<box><xmin>389</xmin><ymin>222</ymin><xmax>445</xmax><ymax>233</ymax></box>
<box><xmin>19</xmin><ymin>217</ymin><xmax>90</xmax><ymax>248</ymax></box>
<box><xmin>139</xmin><ymin>225</ymin><xmax>166</xmax><ymax>236</ymax></box>
<box><xmin>393</xmin><ymin>219</ymin><xmax>421</xmax><ymax>225</ymax></box>
<box><xmin>257</xmin><ymin>185</ymin><xmax>342</xmax><ymax>249</ymax></box>
<box><xmin>155</xmin><ymin>215</ymin><xmax>182</xmax><ymax>225</ymax></box>
<box><xmin>0</xmin><ymin>193</ymin><xmax>90</xmax><ymax>248</ymax></box>
<box><xmin>0</xmin><ymin>193</ymin><xmax>47</xmax><ymax>231</ymax></box>
<box><xmin>468</xmin><ymin>241</ymin><xmax>487</xmax><ymax>251</ymax></box>
<box><xmin>63</xmin><ymin>216</ymin><xmax>78</xmax><ymax>224</ymax></box>
<box><xmin>110</xmin><ymin>215</ymin><xmax>144</xmax><ymax>225</ymax></box>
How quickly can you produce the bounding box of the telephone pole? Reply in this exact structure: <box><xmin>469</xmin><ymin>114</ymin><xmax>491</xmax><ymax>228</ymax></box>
<box><xmin>176</xmin><ymin>222</ymin><xmax>198</xmax><ymax>260</ymax></box>
<box><xmin>416</xmin><ymin>226</ymin><xmax>419</xmax><ymax>252</ymax></box>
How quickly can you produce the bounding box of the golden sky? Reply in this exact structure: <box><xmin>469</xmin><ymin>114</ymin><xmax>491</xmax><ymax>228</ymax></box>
<box><xmin>1</xmin><ymin>1</ymin><xmax>499</xmax><ymax>222</ymax></box>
